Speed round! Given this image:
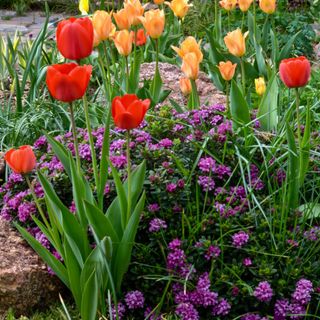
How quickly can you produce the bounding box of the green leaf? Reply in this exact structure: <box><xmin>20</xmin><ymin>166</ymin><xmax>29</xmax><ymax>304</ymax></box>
<box><xmin>286</xmin><ymin>121</ymin><xmax>300</xmax><ymax>211</ymax></box>
<box><xmin>299</xmin><ymin>203</ymin><xmax>320</xmax><ymax>219</ymax></box>
<box><xmin>270</xmin><ymin>29</ymin><xmax>279</xmax><ymax>64</ymax></box>
<box><xmin>299</xmin><ymin>104</ymin><xmax>311</xmax><ymax>186</ymax></box>
<box><xmin>150</xmin><ymin>66</ymin><xmax>163</xmax><ymax>106</ymax></box>
<box><xmin>230</xmin><ymin>80</ymin><xmax>251</xmax><ymax>132</ymax></box>
<box><xmin>81</xmin><ymin>270</ymin><xmax>98</xmax><ymax>320</ymax></box>
<box><xmin>257</xmin><ymin>73</ymin><xmax>278</xmax><ymax>131</ymax></box>
<box><xmin>247</xmin><ymin>11</ymin><xmax>260</xmax><ymax>44</ymax></box>
<box><xmin>254</xmin><ymin>43</ymin><xmax>267</xmax><ymax>77</ymax></box>
<box><xmin>112</xmin><ymin>191</ymin><xmax>146</xmax><ymax>292</ymax></box>
<box><xmin>129</xmin><ymin>49</ymin><xmax>142</xmax><ymax>94</ymax></box>
<box><xmin>169</xmin><ymin>98</ymin><xmax>184</xmax><ymax>113</ymax></box>
<box><xmin>14</xmin><ymin>223</ymin><xmax>69</xmax><ymax>287</ymax></box>
<box><xmin>206</xmin><ymin>63</ymin><xmax>225</xmax><ymax>91</ymax></box>
<box><xmin>278</xmin><ymin>31</ymin><xmax>301</xmax><ymax>64</ymax></box>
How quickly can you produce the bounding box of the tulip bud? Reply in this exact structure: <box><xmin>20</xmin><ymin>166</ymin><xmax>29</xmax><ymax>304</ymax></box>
<box><xmin>5</xmin><ymin>145</ymin><xmax>36</xmax><ymax>174</ymax></box>
<box><xmin>131</xmin><ymin>28</ymin><xmax>148</xmax><ymax>46</ymax></box>
<box><xmin>165</xmin><ymin>0</ymin><xmax>192</xmax><ymax>19</ymax></box>
<box><xmin>92</xmin><ymin>10</ymin><xmax>116</xmax><ymax>41</ymax></box>
<box><xmin>238</xmin><ymin>0</ymin><xmax>253</xmax><ymax>12</ymax></box>
<box><xmin>113</xmin><ymin>8</ymin><xmax>132</xmax><ymax>30</ymax></box>
<box><xmin>113</xmin><ymin>30</ymin><xmax>134</xmax><ymax>56</ymax></box>
<box><xmin>172</xmin><ymin>36</ymin><xmax>203</xmax><ymax>63</ymax></box>
<box><xmin>139</xmin><ymin>9</ymin><xmax>165</xmax><ymax>39</ymax></box>
<box><xmin>179</xmin><ymin>78</ymin><xmax>192</xmax><ymax>95</ymax></box>
<box><xmin>124</xmin><ymin>0</ymin><xmax>145</xmax><ymax>26</ymax></box>
<box><xmin>79</xmin><ymin>0</ymin><xmax>89</xmax><ymax>15</ymax></box>
<box><xmin>255</xmin><ymin>77</ymin><xmax>266</xmax><ymax>96</ymax></box>
<box><xmin>218</xmin><ymin>61</ymin><xmax>237</xmax><ymax>81</ymax></box>
<box><xmin>154</xmin><ymin>0</ymin><xmax>164</xmax><ymax>4</ymax></box>
<box><xmin>224</xmin><ymin>29</ymin><xmax>249</xmax><ymax>57</ymax></box>
<box><xmin>259</xmin><ymin>0</ymin><xmax>276</xmax><ymax>14</ymax></box>
<box><xmin>181</xmin><ymin>52</ymin><xmax>199</xmax><ymax>80</ymax></box>
<box><xmin>219</xmin><ymin>0</ymin><xmax>237</xmax><ymax>11</ymax></box>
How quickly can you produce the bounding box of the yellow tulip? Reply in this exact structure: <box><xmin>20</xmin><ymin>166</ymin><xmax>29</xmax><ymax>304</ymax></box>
<box><xmin>259</xmin><ymin>0</ymin><xmax>276</xmax><ymax>14</ymax></box>
<box><xmin>218</xmin><ymin>61</ymin><xmax>237</xmax><ymax>81</ymax></box>
<box><xmin>255</xmin><ymin>77</ymin><xmax>266</xmax><ymax>95</ymax></box>
<box><xmin>92</xmin><ymin>10</ymin><xmax>116</xmax><ymax>41</ymax></box>
<box><xmin>172</xmin><ymin>36</ymin><xmax>203</xmax><ymax>63</ymax></box>
<box><xmin>238</xmin><ymin>0</ymin><xmax>253</xmax><ymax>12</ymax></box>
<box><xmin>79</xmin><ymin>0</ymin><xmax>89</xmax><ymax>14</ymax></box>
<box><xmin>139</xmin><ymin>9</ymin><xmax>165</xmax><ymax>39</ymax></box>
<box><xmin>224</xmin><ymin>29</ymin><xmax>249</xmax><ymax>57</ymax></box>
<box><xmin>179</xmin><ymin>77</ymin><xmax>192</xmax><ymax>95</ymax></box>
<box><xmin>219</xmin><ymin>0</ymin><xmax>237</xmax><ymax>11</ymax></box>
<box><xmin>181</xmin><ymin>52</ymin><xmax>199</xmax><ymax>80</ymax></box>
<box><xmin>124</xmin><ymin>0</ymin><xmax>145</xmax><ymax>26</ymax></box>
<box><xmin>113</xmin><ymin>8</ymin><xmax>132</xmax><ymax>30</ymax></box>
<box><xmin>113</xmin><ymin>30</ymin><xmax>134</xmax><ymax>56</ymax></box>
<box><xmin>165</xmin><ymin>0</ymin><xmax>192</xmax><ymax>19</ymax></box>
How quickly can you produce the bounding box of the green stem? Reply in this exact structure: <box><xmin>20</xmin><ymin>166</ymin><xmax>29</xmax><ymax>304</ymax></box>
<box><xmin>227</xmin><ymin>10</ymin><xmax>230</xmax><ymax>30</ymax></box>
<box><xmin>155</xmin><ymin>38</ymin><xmax>159</xmax><ymax>74</ymax></box>
<box><xmin>226</xmin><ymin>81</ymin><xmax>230</xmax><ymax>119</ymax></box>
<box><xmin>69</xmin><ymin>102</ymin><xmax>81</xmax><ymax>172</ymax></box>
<box><xmin>240</xmin><ymin>58</ymin><xmax>246</xmax><ymax>94</ymax></box>
<box><xmin>125</xmin><ymin>56</ymin><xmax>129</xmax><ymax>92</ymax></box>
<box><xmin>101</xmin><ymin>43</ymin><xmax>112</xmax><ymax>102</ymax></box>
<box><xmin>83</xmin><ymin>94</ymin><xmax>99</xmax><ymax>191</ymax></box>
<box><xmin>241</xmin><ymin>12</ymin><xmax>245</xmax><ymax>32</ymax></box>
<box><xmin>126</xmin><ymin>130</ymin><xmax>132</xmax><ymax>224</ymax></box>
<box><xmin>25</xmin><ymin>175</ymin><xmax>50</xmax><ymax>228</ymax></box>
<box><xmin>295</xmin><ymin>88</ymin><xmax>302</xmax><ymax>150</ymax></box>
<box><xmin>190</xmin><ymin>79</ymin><xmax>200</xmax><ymax>109</ymax></box>
<box><xmin>214</xmin><ymin>0</ymin><xmax>219</xmax><ymax>39</ymax></box>
<box><xmin>253</xmin><ymin>0</ymin><xmax>257</xmax><ymax>40</ymax></box>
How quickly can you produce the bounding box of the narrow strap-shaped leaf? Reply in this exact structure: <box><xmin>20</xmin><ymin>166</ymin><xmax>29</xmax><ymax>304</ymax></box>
<box><xmin>81</xmin><ymin>270</ymin><xmax>99</xmax><ymax>320</ymax></box>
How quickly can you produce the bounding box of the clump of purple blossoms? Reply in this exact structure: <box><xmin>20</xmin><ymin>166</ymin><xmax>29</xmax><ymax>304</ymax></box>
<box><xmin>274</xmin><ymin>299</ymin><xmax>290</xmax><ymax>320</ymax></box>
<box><xmin>253</xmin><ymin>281</ymin><xmax>273</xmax><ymax>302</ymax></box>
<box><xmin>212</xmin><ymin>298</ymin><xmax>231</xmax><ymax>316</ymax></box>
<box><xmin>232</xmin><ymin>231</ymin><xmax>250</xmax><ymax>248</ymax></box>
<box><xmin>198</xmin><ymin>157</ymin><xmax>216</xmax><ymax>173</ymax></box>
<box><xmin>112</xmin><ymin>302</ymin><xmax>126</xmax><ymax>320</ymax></box>
<box><xmin>204</xmin><ymin>245</ymin><xmax>221</xmax><ymax>260</ymax></box>
<box><xmin>148</xmin><ymin>218</ymin><xmax>167</xmax><ymax>233</ymax></box>
<box><xmin>125</xmin><ymin>290</ymin><xmax>145</xmax><ymax>309</ymax></box>
<box><xmin>167</xmin><ymin>239</ymin><xmax>191</xmax><ymax>277</ymax></box>
<box><xmin>292</xmin><ymin>279</ymin><xmax>313</xmax><ymax>305</ymax></box>
<box><xmin>175</xmin><ymin>303</ymin><xmax>199</xmax><ymax>320</ymax></box>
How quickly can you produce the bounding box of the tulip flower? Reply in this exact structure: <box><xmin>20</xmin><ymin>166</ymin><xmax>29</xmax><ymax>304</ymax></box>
<box><xmin>46</xmin><ymin>63</ymin><xmax>92</xmax><ymax>102</ymax></box>
<box><xmin>131</xmin><ymin>28</ymin><xmax>148</xmax><ymax>46</ymax></box>
<box><xmin>113</xmin><ymin>8</ymin><xmax>132</xmax><ymax>30</ymax></box>
<box><xmin>56</xmin><ymin>17</ymin><xmax>93</xmax><ymax>60</ymax></box>
<box><xmin>259</xmin><ymin>0</ymin><xmax>276</xmax><ymax>14</ymax></box>
<box><xmin>154</xmin><ymin>0</ymin><xmax>164</xmax><ymax>4</ymax></box>
<box><xmin>218</xmin><ymin>61</ymin><xmax>237</xmax><ymax>81</ymax></box>
<box><xmin>139</xmin><ymin>9</ymin><xmax>165</xmax><ymax>39</ymax></box>
<box><xmin>238</xmin><ymin>0</ymin><xmax>253</xmax><ymax>12</ymax></box>
<box><xmin>112</xmin><ymin>94</ymin><xmax>150</xmax><ymax>130</ymax></box>
<box><xmin>181</xmin><ymin>52</ymin><xmax>199</xmax><ymax>80</ymax></box>
<box><xmin>92</xmin><ymin>10</ymin><xmax>116</xmax><ymax>41</ymax></box>
<box><xmin>172</xmin><ymin>36</ymin><xmax>203</xmax><ymax>63</ymax></box>
<box><xmin>113</xmin><ymin>30</ymin><xmax>134</xmax><ymax>56</ymax></box>
<box><xmin>219</xmin><ymin>0</ymin><xmax>237</xmax><ymax>11</ymax></box>
<box><xmin>79</xmin><ymin>0</ymin><xmax>89</xmax><ymax>15</ymax></box>
<box><xmin>165</xmin><ymin>0</ymin><xmax>192</xmax><ymax>19</ymax></box>
<box><xmin>279</xmin><ymin>56</ymin><xmax>310</xmax><ymax>88</ymax></box>
<box><xmin>179</xmin><ymin>78</ymin><xmax>192</xmax><ymax>95</ymax></box>
<box><xmin>5</xmin><ymin>145</ymin><xmax>36</xmax><ymax>174</ymax></box>
<box><xmin>224</xmin><ymin>29</ymin><xmax>248</xmax><ymax>57</ymax></box>
<box><xmin>255</xmin><ymin>77</ymin><xmax>266</xmax><ymax>96</ymax></box>
<box><xmin>124</xmin><ymin>0</ymin><xmax>145</xmax><ymax>26</ymax></box>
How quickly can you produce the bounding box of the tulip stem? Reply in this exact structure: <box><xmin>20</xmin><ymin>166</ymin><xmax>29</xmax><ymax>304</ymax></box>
<box><xmin>227</xmin><ymin>11</ymin><xmax>231</xmax><ymax>30</ymax></box>
<box><xmin>25</xmin><ymin>175</ymin><xmax>50</xmax><ymax>229</ymax></box>
<box><xmin>226</xmin><ymin>81</ymin><xmax>230</xmax><ymax>119</ymax></box>
<box><xmin>133</xmin><ymin>26</ymin><xmax>138</xmax><ymax>81</ymax></box>
<box><xmin>240</xmin><ymin>58</ymin><xmax>246</xmax><ymax>94</ymax></box>
<box><xmin>241</xmin><ymin>12</ymin><xmax>245</xmax><ymax>32</ymax></box>
<box><xmin>295</xmin><ymin>88</ymin><xmax>302</xmax><ymax>149</ymax></box>
<box><xmin>155</xmin><ymin>38</ymin><xmax>159</xmax><ymax>74</ymax></box>
<box><xmin>101</xmin><ymin>43</ymin><xmax>112</xmax><ymax>101</ymax></box>
<box><xmin>69</xmin><ymin>102</ymin><xmax>81</xmax><ymax>173</ymax></box>
<box><xmin>83</xmin><ymin>94</ymin><xmax>99</xmax><ymax>192</ymax></box>
<box><xmin>126</xmin><ymin>130</ymin><xmax>132</xmax><ymax>224</ymax></box>
<box><xmin>253</xmin><ymin>0</ymin><xmax>257</xmax><ymax>40</ymax></box>
<box><xmin>125</xmin><ymin>56</ymin><xmax>130</xmax><ymax>92</ymax></box>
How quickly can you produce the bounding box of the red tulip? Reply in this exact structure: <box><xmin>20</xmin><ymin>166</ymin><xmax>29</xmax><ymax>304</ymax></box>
<box><xmin>131</xmin><ymin>28</ymin><xmax>148</xmax><ymax>46</ymax></box>
<box><xmin>112</xmin><ymin>94</ymin><xmax>150</xmax><ymax>130</ymax></box>
<box><xmin>279</xmin><ymin>56</ymin><xmax>311</xmax><ymax>88</ymax></box>
<box><xmin>5</xmin><ymin>145</ymin><xmax>36</xmax><ymax>174</ymax></box>
<box><xmin>56</xmin><ymin>17</ymin><xmax>94</xmax><ymax>60</ymax></box>
<box><xmin>46</xmin><ymin>63</ymin><xmax>92</xmax><ymax>102</ymax></box>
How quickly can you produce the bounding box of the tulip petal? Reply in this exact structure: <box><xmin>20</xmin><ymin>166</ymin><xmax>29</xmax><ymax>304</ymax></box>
<box><xmin>120</xmin><ymin>94</ymin><xmax>139</xmax><ymax>109</ymax></box>
<box><xmin>114</xmin><ymin>112</ymin><xmax>138</xmax><ymax>130</ymax></box>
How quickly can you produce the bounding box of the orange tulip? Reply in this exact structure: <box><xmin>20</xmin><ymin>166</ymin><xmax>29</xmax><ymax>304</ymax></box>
<box><xmin>92</xmin><ymin>10</ymin><xmax>116</xmax><ymax>41</ymax></box>
<box><xmin>113</xmin><ymin>8</ymin><xmax>132</xmax><ymax>30</ymax></box>
<box><xmin>165</xmin><ymin>0</ymin><xmax>192</xmax><ymax>19</ymax></box>
<box><xmin>5</xmin><ymin>145</ymin><xmax>36</xmax><ymax>174</ymax></box>
<box><xmin>93</xmin><ymin>29</ymin><xmax>101</xmax><ymax>47</ymax></box>
<box><xmin>139</xmin><ymin>9</ymin><xmax>165</xmax><ymax>39</ymax></box>
<box><xmin>218</xmin><ymin>61</ymin><xmax>237</xmax><ymax>81</ymax></box>
<box><xmin>124</xmin><ymin>0</ymin><xmax>144</xmax><ymax>26</ymax></box>
<box><xmin>238</xmin><ymin>0</ymin><xmax>253</xmax><ymax>12</ymax></box>
<box><xmin>179</xmin><ymin>78</ymin><xmax>192</xmax><ymax>95</ymax></box>
<box><xmin>259</xmin><ymin>0</ymin><xmax>276</xmax><ymax>14</ymax></box>
<box><xmin>113</xmin><ymin>30</ymin><xmax>134</xmax><ymax>56</ymax></box>
<box><xmin>219</xmin><ymin>0</ymin><xmax>237</xmax><ymax>11</ymax></box>
<box><xmin>181</xmin><ymin>52</ymin><xmax>199</xmax><ymax>80</ymax></box>
<box><xmin>224</xmin><ymin>29</ymin><xmax>249</xmax><ymax>57</ymax></box>
<box><xmin>131</xmin><ymin>28</ymin><xmax>148</xmax><ymax>46</ymax></box>
<box><xmin>172</xmin><ymin>36</ymin><xmax>203</xmax><ymax>63</ymax></box>
<box><xmin>154</xmin><ymin>0</ymin><xmax>164</xmax><ymax>4</ymax></box>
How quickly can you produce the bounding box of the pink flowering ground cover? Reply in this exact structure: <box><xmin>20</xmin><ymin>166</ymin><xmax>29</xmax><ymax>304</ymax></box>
<box><xmin>1</xmin><ymin>104</ymin><xmax>320</xmax><ymax>319</ymax></box>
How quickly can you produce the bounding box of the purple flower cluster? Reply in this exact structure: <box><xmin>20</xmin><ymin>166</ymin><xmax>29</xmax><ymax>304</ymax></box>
<box><xmin>253</xmin><ymin>281</ymin><xmax>273</xmax><ymax>302</ymax></box>
<box><xmin>232</xmin><ymin>231</ymin><xmax>250</xmax><ymax>248</ymax></box>
<box><xmin>148</xmin><ymin>218</ymin><xmax>167</xmax><ymax>233</ymax></box>
<box><xmin>292</xmin><ymin>279</ymin><xmax>313</xmax><ymax>305</ymax></box>
<box><xmin>124</xmin><ymin>290</ymin><xmax>145</xmax><ymax>309</ymax></box>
